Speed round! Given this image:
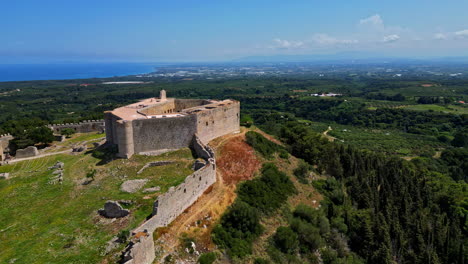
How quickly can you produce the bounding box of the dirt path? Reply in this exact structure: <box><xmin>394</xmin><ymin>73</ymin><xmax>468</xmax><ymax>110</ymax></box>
<box><xmin>5</xmin><ymin>149</ymin><xmax>72</xmax><ymax>164</ymax></box>
<box><xmin>323</xmin><ymin>126</ymin><xmax>336</xmax><ymax>142</ymax></box>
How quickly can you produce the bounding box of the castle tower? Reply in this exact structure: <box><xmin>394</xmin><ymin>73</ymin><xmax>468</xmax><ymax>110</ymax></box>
<box><xmin>160</xmin><ymin>90</ymin><xmax>167</xmax><ymax>101</ymax></box>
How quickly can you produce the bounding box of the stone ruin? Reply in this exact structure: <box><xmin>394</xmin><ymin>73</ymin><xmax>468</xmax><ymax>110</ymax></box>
<box><xmin>48</xmin><ymin>120</ymin><xmax>105</xmax><ymax>134</ymax></box>
<box><xmin>0</xmin><ymin>134</ymin><xmax>13</xmax><ymax>162</ymax></box>
<box><xmin>120</xmin><ymin>135</ymin><xmax>217</xmax><ymax>264</ymax></box>
<box><xmin>15</xmin><ymin>146</ymin><xmax>39</xmax><ymax>159</ymax></box>
<box><xmin>48</xmin><ymin>161</ymin><xmax>65</xmax><ymax>184</ymax></box>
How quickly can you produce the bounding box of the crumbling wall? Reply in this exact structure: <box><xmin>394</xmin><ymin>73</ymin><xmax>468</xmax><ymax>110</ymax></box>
<box><xmin>131</xmin><ymin>115</ymin><xmax>197</xmax><ymax>155</ymax></box>
<box><xmin>16</xmin><ymin>146</ymin><xmax>39</xmax><ymax>159</ymax></box>
<box><xmin>122</xmin><ymin>231</ymin><xmax>156</xmax><ymax>264</ymax></box>
<box><xmin>49</xmin><ymin>120</ymin><xmax>105</xmax><ymax>134</ymax></box>
<box><xmin>195</xmin><ymin>101</ymin><xmax>240</xmax><ymax>144</ymax></box>
<box><xmin>0</xmin><ymin>134</ymin><xmax>13</xmax><ymax>161</ymax></box>
<box><xmin>122</xmin><ymin>136</ymin><xmax>217</xmax><ymax>264</ymax></box>
<box><xmin>135</xmin><ymin>160</ymin><xmax>216</xmax><ymax>233</ymax></box>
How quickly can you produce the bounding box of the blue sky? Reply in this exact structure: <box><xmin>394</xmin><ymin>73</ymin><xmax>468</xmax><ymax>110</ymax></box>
<box><xmin>1</xmin><ymin>0</ymin><xmax>468</xmax><ymax>62</ymax></box>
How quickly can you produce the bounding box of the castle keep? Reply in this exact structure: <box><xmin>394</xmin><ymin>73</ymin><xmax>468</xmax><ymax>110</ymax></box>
<box><xmin>104</xmin><ymin>90</ymin><xmax>240</xmax><ymax>158</ymax></box>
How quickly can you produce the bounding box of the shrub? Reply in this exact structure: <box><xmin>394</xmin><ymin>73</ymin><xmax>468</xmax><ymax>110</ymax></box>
<box><xmin>117</xmin><ymin>229</ymin><xmax>130</xmax><ymax>243</ymax></box>
<box><xmin>212</xmin><ymin>201</ymin><xmax>263</xmax><ymax>258</ymax></box>
<box><xmin>246</xmin><ymin>131</ymin><xmax>284</xmax><ymax>159</ymax></box>
<box><xmin>273</xmin><ymin>226</ymin><xmax>299</xmax><ymax>254</ymax></box>
<box><xmin>237</xmin><ymin>163</ymin><xmax>296</xmax><ymax>213</ymax></box>
<box><xmin>198</xmin><ymin>252</ymin><xmax>217</xmax><ymax>264</ymax></box>
<box><xmin>61</xmin><ymin>128</ymin><xmax>75</xmax><ymax>138</ymax></box>
<box><xmin>254</xmin><ymin>258</ymin><xmax>270</xmax><ymax>264</ymax></box>
<box><xmin>293</xmin><ymin>160</ymin><xmax>311</xmax><ymax>184</ymax></box>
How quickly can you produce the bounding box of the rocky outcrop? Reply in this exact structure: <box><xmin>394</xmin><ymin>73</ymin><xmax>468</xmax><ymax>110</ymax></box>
<box><xmin>98</xmin><ymin>201</ymin><xmax>129</xmax><ymax>218</ymax></box>
<box><xmin>72</xmin><ymin>145</ymin><xmax>86</xmax><ymax>152</ymax></box>
<box><xmin>120</xmin><ymin>179</ymin><xmax>149</xmax><ymax>193</ymax></box>
<box><xmin>49</xmin><ymin>161</ymin><xmax>64</xmax><ymax>170</ymax></box>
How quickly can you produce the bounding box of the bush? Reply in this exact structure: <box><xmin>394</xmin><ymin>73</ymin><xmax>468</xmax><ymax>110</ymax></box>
<box><xmin>254</xmin><ymin>258</ymin><xmax>270</xmax><ymax>264</ymax></box>
<box><xmin>293</xmin><ymin>160</ymin><xmax>311</xmax><ymax>184</ymax></box>
<box><xmin>117</xmin><ymin>229</ymin><xmax>130</xmax><ymax>243</ymax></box>
<box><xmin>212</xmin><ymin>201</ymin><xmax>263</xmax><ymax>258</ymax></box>
<box><xmin>246</xmin><ymin>131</ymin><xmax>284</xmax><ymax>159</ymax></box>
<box><xmin>237</xmin><ymin>163</ymin><xmax>296</xmax><ymax>213</ymax></box>
<box><xmin>273</xmin><ymin>226</ymin><xmax>299</xmax><ymax>254</ymax></box>
<box><xmin>61</xmin><ymin>128</ymin><xmax>75</xmax><ymax>138</ymax></box>
<box><xmin>198</xmin><ymin>252</ymin><xmax>217</xmax><ymax>264</ymax></box>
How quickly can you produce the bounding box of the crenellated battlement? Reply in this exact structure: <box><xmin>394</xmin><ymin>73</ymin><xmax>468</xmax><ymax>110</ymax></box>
<box><xmin>48</xmin><ymin>120</ymin><xmax>105</xmax><ymax>134</ymax></box>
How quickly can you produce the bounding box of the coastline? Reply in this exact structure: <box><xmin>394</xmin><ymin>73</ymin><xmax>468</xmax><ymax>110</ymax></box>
<box><xmin>0</xmin><ymin>62</ymin><xmax>158</xmax><ymax>82</ymax></box>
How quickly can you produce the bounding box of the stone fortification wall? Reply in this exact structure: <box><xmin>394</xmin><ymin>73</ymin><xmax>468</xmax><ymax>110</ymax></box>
<box><xmin>123</xmin><ymin>136</ymin><xmax>216</xmax><ymax>264</ymax></box>
<box><xmin>195</xmin><ymin>101</ymin><xmax>240</xmax><ymax>144</ymax></box>
<box><xmin>135</xmin><ymin>159</ymin><xmax>216</xmax><ymax>233</ymax></box>
<box><xmin>122</xmin><ymin>231</ymin><xmax>155</xmax><ymax>264</ymax></box>
<box><xmin>131</xmin><ymin>115</ymin><xmax>197</xmax><ymax>155</ymax></box>
<box><xmin>0</xmin><ymin>134</ymin><xmax>13</xmax><ymax>161</ymax></box>
<box><xmin>104</xmin><ymin>112</ymin><xmax>118</xmax><ymax>145</ymax></box>
<box><xmin>15</xmin><ymin>146</ymin><xmax>39</xmax><ymax>159</ymax></box>
<box><xmin>48</xmin><ymin>120</ymin><xmax>105</xmax><ymax>134</ymax></box>
<box><xmin>174</xmin><ymin>99</ymin><xmax>211</xmax><ymax>111</ymax></box>
<box><xmin>0</xmin><ymin>134</ymin><xmax>12</xmax><ymax>149</ymax></box>
<box><xmin>105</xmin><ymin>97</ymin><xmax>239</xmax><ymax>159</ymax></box>
<box><xmin>138</xmin><ymin>99</ymin><xmax>176</xmax><ymax>116</ymax></box>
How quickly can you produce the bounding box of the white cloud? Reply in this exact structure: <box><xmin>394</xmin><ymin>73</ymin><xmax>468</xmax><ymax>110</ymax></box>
<box><xmin>311</xmin><ymin>34</ymin><xmax>358</xmax><ymax>45</ymax></box>
<box><xmin>454</xmin><ymin>29</ymin><xmax>468</xmax><ymax>38</ymax></box>
<box><xmin>382</xmin><ymin>34</ymin><xmax>400</xmax><ymax>43</ymax></box>
<box><xmin>434</xmin><ymin>33</ymin><xmax>447</xmax><ymax>40</ymax></box>
<box><xmin>359</xmin><ymin>14</ymin><xmax>385</xmax><ymax>30</ymax></box>
<box><xmin>272</xmin><ymin>38</ymin><xmax>305</xmax><ymax>49</ymax></box>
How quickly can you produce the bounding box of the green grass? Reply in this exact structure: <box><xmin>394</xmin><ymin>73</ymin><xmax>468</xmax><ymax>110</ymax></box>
<box><xmin>65</xmin><ymin>132</ymin><xmax>106</xmax><ymax>144</ymax></box>
<box><xmin>0</xmin><ymin>135</ymin><xmax>194</xmax><ymax>264</ymax></box>
<box><xmin>400</xmin><ymin>104</ymin><xmax>468</xmax><ymax>115</ymax></box>
<box><xmin>326</xmin><ymin>124</ymin><xmax>444</xmax><ymax>156</ymax></box>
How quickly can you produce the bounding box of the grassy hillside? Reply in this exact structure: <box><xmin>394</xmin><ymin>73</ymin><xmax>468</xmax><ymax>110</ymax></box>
<box><xmin>0</xmin><ymin>132</ymin><xmax>195</xmax><ymax>264</ymax></box>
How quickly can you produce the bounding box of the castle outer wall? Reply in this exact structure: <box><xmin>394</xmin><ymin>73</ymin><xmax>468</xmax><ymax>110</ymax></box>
<box><xmin>122</xmin><ymin>135</ymin><xmax>217</xmax><ymax>264</ymax></box>
<box><xmin>105</xmin><ymin>97</ymin><xmax>240</xmax><ymax>158</ymax></box>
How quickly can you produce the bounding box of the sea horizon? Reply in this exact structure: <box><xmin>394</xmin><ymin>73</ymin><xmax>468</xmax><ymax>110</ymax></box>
<box><xmin>0</xmin><ymin>62</ymin><xmax>159</xmax><ymax>82</ymax></box>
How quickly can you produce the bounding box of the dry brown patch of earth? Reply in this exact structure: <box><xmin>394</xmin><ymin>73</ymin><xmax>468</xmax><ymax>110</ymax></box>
<box><xmin>152</xmin><ymin>131</ymin><xmax>262</xmax><ymax>263</ymax></box>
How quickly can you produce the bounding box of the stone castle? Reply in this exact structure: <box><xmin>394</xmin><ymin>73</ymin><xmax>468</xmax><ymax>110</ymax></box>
<box><xmin>103</xmin><ymin>91</ymin><xmax>239</xmax><ymax>264</ymax></box>
<box><xmin>104</xmin><ymin>90</ymin><xmax>240</xmax><ymax>158</ymax></box>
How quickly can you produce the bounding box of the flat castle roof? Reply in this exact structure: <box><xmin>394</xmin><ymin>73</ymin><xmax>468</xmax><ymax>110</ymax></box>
<box><xmin>108</xmin><ymin>95</ymin><xmax>237</xmax><ymax>121</ymax></box>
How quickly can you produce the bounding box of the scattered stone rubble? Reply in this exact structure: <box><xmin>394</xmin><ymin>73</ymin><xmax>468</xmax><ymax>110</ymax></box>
<box><xmin>48</xmin><ymin>161</ymin><xmax>64</xmax><ymax>184</ymax></box>
<box><xmin>0</xmin><ymin>173</ymin><xmax>9</xmax><ymax>179</ymax></box>
<box><xmin>72</xmin><ymin>145</ymin><xmax>86</xmax><ymax>152</ymax></box>
<box><xmin>120</xmin><ymin>179</ymin><xmax>149</xmax><ymax>193</ymax></box>
<box><xmin>98</xmin><ymin>201</ymin><xmax>130</xmax><ymax>218</ymax></box>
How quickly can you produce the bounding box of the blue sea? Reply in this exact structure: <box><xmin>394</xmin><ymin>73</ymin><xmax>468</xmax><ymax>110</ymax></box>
<box><xmin>0</xmin><ymin>63</ymin><xmax>158</xmax><ymax>82</ymax></box>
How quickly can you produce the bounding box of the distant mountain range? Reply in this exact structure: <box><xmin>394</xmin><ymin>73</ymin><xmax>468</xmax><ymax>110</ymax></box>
<box><xmin>234</xmin><ymin>52</ymin><xmax>468</xmax><ymax>64</ymax></box>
